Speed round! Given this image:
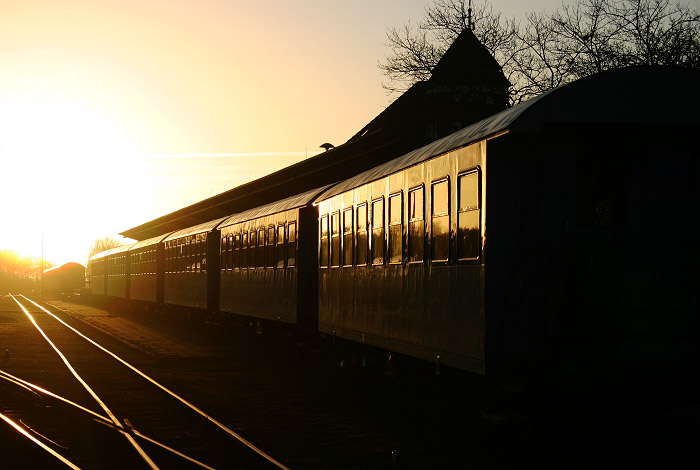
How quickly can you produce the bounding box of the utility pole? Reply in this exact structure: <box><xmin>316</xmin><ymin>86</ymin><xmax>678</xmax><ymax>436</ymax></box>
<box><xmin>40</xmin><ymin>230</ymin><xmax>44</xmax><ymax>299</ymax></box>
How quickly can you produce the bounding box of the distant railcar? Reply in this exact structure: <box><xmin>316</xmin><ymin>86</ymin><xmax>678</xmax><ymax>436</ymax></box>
<box><xmin>43</xmin><ymin>262</ymin><xmax>85</xmax><ymax>297</ymax></box>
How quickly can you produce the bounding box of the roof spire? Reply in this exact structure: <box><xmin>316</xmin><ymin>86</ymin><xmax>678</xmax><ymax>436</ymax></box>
<box><xmin>467</xmin><ymin>0</ymin><xmax>473</xmax><ymax>30</ymax></box>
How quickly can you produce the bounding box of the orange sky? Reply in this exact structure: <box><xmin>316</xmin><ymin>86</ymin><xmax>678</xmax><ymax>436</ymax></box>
<box><xmin>0</xmin><ymin>0</ymin><xmax>560</xmax><ymax>267</ymax></box>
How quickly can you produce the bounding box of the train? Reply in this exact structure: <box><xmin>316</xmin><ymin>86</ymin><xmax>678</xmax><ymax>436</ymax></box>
<box><xmin>88</xmin><ymin>66</ymin><xmax>699</xmax><ymax>391</ymax></box>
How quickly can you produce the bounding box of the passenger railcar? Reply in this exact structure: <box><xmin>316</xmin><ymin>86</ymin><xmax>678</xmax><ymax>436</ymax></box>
<box><xmin>315</xmin><ymin>65</ymin><xmax>699</xmax><ymax>377</ymax></box>
<box><xmin>316</xmin><ymin>142</ymin><xmax>485</xmax><ymax>372</ymax></box>
<box><xmin>130</xmin><ymin>234</ymin><xmax>170</xmax><ymax>304</ymax></box>
<box><xmin>162</xmin><ymin>218</ymin><xmax>225</xmax><ymax>310</ymax></box>
<box><xmin>218</xmin><ymin>187</ymin><xmax>325</xmax><ymax>329</ymax></box>
<box><xmin>88</xmin><ymin>249</ymin><xmax>109</xmax><ymax>296</ymax></box>
<box><xmin>106</xmin><ymin>244</ymin><xmax>131</xmax><ymax>299</ymax></box>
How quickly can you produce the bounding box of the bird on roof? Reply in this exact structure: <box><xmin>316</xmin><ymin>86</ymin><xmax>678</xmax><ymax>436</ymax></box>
<box><xmin>320</xmin><ymin>142</ymin><xmax>335</xmax><ymax>151</ymax></box>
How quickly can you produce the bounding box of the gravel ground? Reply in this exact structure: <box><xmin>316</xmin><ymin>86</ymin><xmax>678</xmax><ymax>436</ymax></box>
<box><xmin>1</xmin><ymin>295</ymin><xmax>697</xmax><ymax>469</ymax></box>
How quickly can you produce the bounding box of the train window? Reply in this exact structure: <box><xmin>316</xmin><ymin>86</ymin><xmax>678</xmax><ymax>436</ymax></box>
<box><xmin>320</xmin><ymin>215</ymin><xmax>329</xmax><ymax>268</ymax></box>
<box><xmin>458</xmin><ymin>171</ymin><xmax>480</xmax><ymax>260</ymax></box>
<box><xmin>287</xmin><ymin>222</ymin><xmax>296</xmax><ymax>267</ymax></box>
<box><xmin>356</xmin><ymin>204</ymin><xmax>368</xmax><ymax>266</ymax></box>
<box><xmin>408</xmin><ymin>186</ymin><xmax>424</xmax><ymax>263</ymax></box>
<box><xmin>276</xmin><ymin>225</ymin><xmax>285</xmax><ymax>268</ymax></box>
<box><xmin>233</xmin><ymin>234</ymin><xmax>240</xmax><ymax>270</ymax></box>
<box><xmin>388</xmin><ymin>193</ymin><xmax>403</xmax><ymax>264</ymax></box>
<box><xmin>256</xmin><ymin>229</ymin><xmax>264</xmax><ymax>268</ymax></box>
<box><xmin>331</xmin><ymin>212</ymin><xmax>340</xmax><ymax>267</ymax></box>
<box><xmin>247</xmin><ymin>230</ymin><xmax>255</xmax><ymax>268</ymax></box>
<box><xmin>371</xmin><ymin>198</ymin><xmax>385</xmax><ymax>265</ymax></box>
<box><xmin>201</xmin><ymin>234</ymin><xmax>207</xmax><ymax>272</ymax></box>
<box><xmin>431</xmin><ymin>178</ymin><xmax>450</xmax><ymax>262</ymax></box>
<box><xmin>267</xmin><ymin>226</ymin><xmax>275</xmax><ymax>269</ymax></box>
<box><xmin>241</xmin><ymin>232</ymin><xmax>249</xmax><ymax>269</ymax></box>
<box><xmin>221</xmin><ymin>238</ymin><xmax>227</xmax><ymax>271</ymax></box>
<box><xmin>342</xmin><ymin>208</ymin><xmax>353</xmax><ymax>267</ymax></box>
<box><xmin>224</xmin><ymin>235</ymin><xmax>230</xmax><ymax>271</ymax></box>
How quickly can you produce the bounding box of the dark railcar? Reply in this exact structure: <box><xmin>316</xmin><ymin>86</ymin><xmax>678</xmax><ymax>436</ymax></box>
<box><xmin>87</xmin><ymin>250</ymin><xmax>108</xmax><ymax>296</ymax></box>
<box><xmin>129</xmin><ymin>233</ymin><xmax>170</xmax><ymax>304</ymax></box>
<box><xmin>317</xmin><ymin>142</ymin><xmax>486</xmax><ymax>372</ymax></box>
<box><xmin>105</xmin><ymin>244</ymin><xmax>132</xmax><ymax>299</ymax></box>
<box><xmin>162</xmin><ymin>218</ymin><xmax>224</xmax><ymax>311</ymax></box>
<box><xmin>43</xmin><ymin>262</ymin><xmax>86</xmax><ymax>297</ymax></box>
<box><xmin>218</xmin><ymin>188</ymin><xmax>323</xmax><ymax>329</ymax></box>
<box><xmin>315</xmin><ymin>66</ymin><xmax>700</xmax><ymax>380</ymax></box>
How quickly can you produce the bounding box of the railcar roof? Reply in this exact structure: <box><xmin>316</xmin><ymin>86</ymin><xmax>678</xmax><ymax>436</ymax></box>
<box><xmin>219</xmin><ymin>184</ymin><xmax>332</xmax><ymax>228</ymax></box>
<box><xmin>316</xmin><ymin>66</ymin><xmax>700</xmax><ymax>202</ymax></box>
<box><xmin>162</xmin><ymin>217</ymin><xmax>229</xmax><ymax>241</ymax></box>
<box><xmin>89</xmin><ymin>244</ymin><xmax>134</xmax><ymax>261</ymax></box>
<box><xmin>129</xmin><ymin>233</ymin><xmax>174</xmax><ymax>251</ymax></box>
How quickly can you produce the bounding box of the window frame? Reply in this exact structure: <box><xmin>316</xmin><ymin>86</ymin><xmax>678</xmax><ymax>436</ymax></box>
<box><xmin>319</xmin><ymin>214</ymin><xmax>330</xmax><ymax>268</ymax></box>
<box><xmin>356</xmin><ymin>203</ymin><xmax>368</xmax><ymax>267</ymax></box>
<box><xmin>431</xmin><ymin>177</ymin><xmax>451</xmax><ymax>263</ymax></box>
<box><xmin>342</xmin><ymin>207</ymin><xmax>354</xmax><ymax>267</ymax></box>
<box><xmin>457</xmin><ymin>169</ymin><xmax>482</xmax><ymax>261</ymax></box>
<box><xmin>330</xmin><ymin>211</ymin><xmax>341</xmax><ymax>268</ymax></box>
<box><xmin>287</xmin><ymin>221</ymin><xmax>296</xmax><ymax>267</ymax></box>
<box><xmin>388</xmin><ymin>192</ymin><xmax>403</xmax><ymax>265</ymax></box>
<box><xmin>371</xmin><ymin>197</ymin><xmax>385</xmax><ymax>266</ymax></box>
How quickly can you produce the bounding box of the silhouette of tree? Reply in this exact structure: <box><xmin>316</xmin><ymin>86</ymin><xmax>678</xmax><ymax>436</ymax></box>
<box><xmin>0</xmin><ymin>249</ymin><xmax>55</xmax><ymax>293</ymax></box>
<box><xmin>88</xmin><ymin>237</ymin><xmax>124</xmax><ymax>260</ymax></box>
<box><xmin>380</xmin><ymin>0</ymin><xmax>700</xmax><ymax>104</ymax></box>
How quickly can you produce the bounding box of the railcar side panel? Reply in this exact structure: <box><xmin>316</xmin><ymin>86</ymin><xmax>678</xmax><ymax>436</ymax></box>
<box><xmin>318</xmin><ymin>141</ymin><xmax>486</xmax><ymax>373</ymax></box>
<box><xmin>219</xmin><ymin>208</ymin><xmax>301</xmax><ymax>324</ymax></box>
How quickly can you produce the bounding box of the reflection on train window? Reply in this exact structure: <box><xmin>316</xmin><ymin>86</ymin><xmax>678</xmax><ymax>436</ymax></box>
<box><xmin>331</xmin><ymin>212</ymin><xmax>340</xmax><ymax>267</ymax></box>
<box><xmin>372</xmin><ymin>198</ymin><xmax>385</xmax><ymax>265</ymax></box>
<box><xmin>458</xmin><ymin>171</ymin><xmax>480</xmax><ymax>260</ymax></box>
<box><xmin>342</xmin><ymin>208</ymin><xmax>353</xmax><ymax>267</ymax></box>
<box><xmin>320</xmin><ymin>215</ymin><xmax>329</xmax><ymax>268</ymax></box>
<box><xmin>276</xmin><ymin>225</ymin><xmax>285</xmax><ymax>268</ymax></box>
<box><xmin>233</xmin><ymin>234</ymin><xmax>240</xmax><ymax>270</ymax></box>
<box><xmin>356</xmin><ymin>204</ymin><xmax>368</xmax><ymax>266</ymax></box>
<box><xmin>221</xmin><ymin>238</ymin><xmax>227</xmax><ymax>270</ymax></box>
<box><xmin>389</xmin><ymin>193</ymin><xmax>402</xmax><ymax>264</ymax></box>
<box><xmin>200</xmin><ymin>234</ymin><xmax>207</xmax><ymax>272</ymax></box>
<box><xmin>287</xmin><ymin>222</ymin><xmax>296</xmax><ymax>267</ymax></box>
<box><xmin>250</xmin><ymin>230</ymin><xmax>257</xmax><ymax>269</ymax></box>
<box><xmin>267</xmin><ymin>227</ymin><xmax>275</xmax><ymax>269</ymax></box>
<box><xmin>432</xmin><ymin>178</ymin><xmax>450</xmax><ymax>262</ymax></box>
<box><xmin>259</xmin><ymin>229</ymin><xmax>266</xmax><ymax>269</ymax></box>
<box><xmin>227</xmin><ymin>234</ymin><xmax>233</xmax><ymax>271</ymax></box>
<box><xmin>241</xmin><ymin>232</ymin><xmax>249</xmax><ymax>269</ymax></box>
<box><xmin>408</xmin><ymin>186</ymin><xmax>424</xmax><ymax>262</ymax></box>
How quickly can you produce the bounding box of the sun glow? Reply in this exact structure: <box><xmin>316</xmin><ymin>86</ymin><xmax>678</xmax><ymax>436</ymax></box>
<box><xmin>0</xmin><ymin>89</ymin><xmax>147</xmax><ymax>266</ymax></box>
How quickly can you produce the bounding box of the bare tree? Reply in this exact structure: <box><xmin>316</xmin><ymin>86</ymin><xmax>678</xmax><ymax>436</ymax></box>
<box><xmin>88</xmin><ymin>237</ymin><xmax>124</xmax><ymax>260</ymax></box>
<box><xmin>379</xmin><ymin>0</ymin><xmax>700</xmax><ymax>104</ymax></box>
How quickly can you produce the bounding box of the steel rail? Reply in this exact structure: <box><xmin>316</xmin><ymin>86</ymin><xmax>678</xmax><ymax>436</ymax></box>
<box><xmin>1</xmin><ymin>369</ymin><xmax>217</xmax><ymax>469</ymax></box>
<box><xmin>0</xmin><ymin>411</ymin><xmax>81</xmax><ymax>470</ymax></box>
<box><xmin>23</xmin><ymin>296</ymin><xmax>292</xmax><ymax>470</ymax></box>
<box><xmin>1</xmin><ymin>369</ymin><xmax>111</xmax><ymax>422</ymax></box>
<box><xmin>10</xmin><ymin>294</ymin><xmax>160</xmax><ymax>470</ymax></box>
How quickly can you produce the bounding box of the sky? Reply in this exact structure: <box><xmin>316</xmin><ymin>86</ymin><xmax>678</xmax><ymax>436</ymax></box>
<box><xmin>0</xmin><ymin>0</ymin><xmax>562</xmax><ymax>267</ymax></box>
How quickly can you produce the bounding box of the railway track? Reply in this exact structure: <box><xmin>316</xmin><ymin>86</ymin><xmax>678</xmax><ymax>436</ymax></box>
<box><xmin>1</xmin><ymin>294</ymin><xmax>289</xmax><ymax>469</ymax></box>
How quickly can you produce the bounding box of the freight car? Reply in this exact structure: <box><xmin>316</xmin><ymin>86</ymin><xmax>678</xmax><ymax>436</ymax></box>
<box><xmin>42</xmin><ymin>262</ymin><xmax>85</xmax><ymax>298</ymax></box>
<box><xmin>88</xmin><ymin>66</ymin><xmax>699</xmax><ymax>384</ymax></box>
